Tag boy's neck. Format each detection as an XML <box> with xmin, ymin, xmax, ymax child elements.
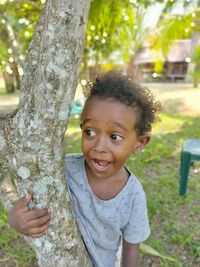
<box><xmin>85</xmin><ymin>164</ymin><xmax>129</xmax><ymax>201</ymax></box>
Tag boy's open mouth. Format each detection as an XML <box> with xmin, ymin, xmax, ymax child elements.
<box><xmin>93</xmin><ymin>159</ymin><xmax>111</xmax><ymax>171</ymax></box>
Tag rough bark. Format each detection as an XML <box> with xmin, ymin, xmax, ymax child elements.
<box><xmin>0</xmin><ymin>1</ymin><xmax>92</xmax><ymax>266</ymax></box>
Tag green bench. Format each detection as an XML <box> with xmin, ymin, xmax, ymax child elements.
<box><xmin>179</xmin><ymin>139</ymin><xmax>200</xmax><ymax>195</ymax></box>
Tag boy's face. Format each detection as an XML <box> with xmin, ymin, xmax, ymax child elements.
<box><xmin>81</xmin><ymin>97</ymin><xmax>149</xmax><ymax>180</ymax></box>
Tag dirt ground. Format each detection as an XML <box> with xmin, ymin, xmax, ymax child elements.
<box><xmin>0</xmin><ymin>82</ymin><xmax>199</xmax><ymax>115</ymax></box>
<box><xmin>143</xmin><ymin>82</ymin><xmax>200</xmax><ymax>116</ymax></box>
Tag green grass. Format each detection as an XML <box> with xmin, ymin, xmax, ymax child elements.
<box><xmin>0</xmin><ymin>203</ymin><xmax>37</xmax><ymax>267</ymax></box>
<box><xmin>0</xmin><ymin>82</ymin><xmax>200</xmax><ymax>266</ymax></box>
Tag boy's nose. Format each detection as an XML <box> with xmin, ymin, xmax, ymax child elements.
<box><xmin>93</xmin><ymin>136</ymin><xmax>108</xmax><ymax>153</ymax></box>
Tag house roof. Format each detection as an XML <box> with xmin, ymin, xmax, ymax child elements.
<box><xmin>134</xmin><ymin>39</ymin><xmax>191</xmax><ymax>64</ymax></box>
<box><xmin>167</xmin><ymin>39</ymin><xmax>191</xmax><ymax>62</ymax></box>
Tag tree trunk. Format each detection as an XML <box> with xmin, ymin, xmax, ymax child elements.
<box><xmin>82</xmin><ymin>42</ymin><xmax>90</xmax><ymax>81</ymax></box>
<box><xmin>0</xmin><ymin>1</ymin><xmax>92</xmax><ymax>267</ymax></box>
<box><xmin>186</xmin><ymin>31</ymin><xmax>200</xmax><ymax>86</ymax></box>
<box><xmin>12</xmin><ymin>58</ymin><xmax>21</xmax><ymax>90</ymax></box>
<box><xmin>2</xmin><ymin>71</ymin><xmax>16</xmax><ymax>93</ymax></box>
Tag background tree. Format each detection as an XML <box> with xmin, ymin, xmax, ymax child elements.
<box><xmin>191</xmin><ymin>45</ymin><xmax>200</xmax><ymax>86</ymax></box>
<box><xmin>84</xmin><ymin>0</ymin><xmax>169</xmax><ymax>80</ymax></box>
<box><xmin>0</xmin><ymin>0</ymin><xmax>92</xmax><ymax>266</ymax></box>
<box><xmin>0</xmin><ymin>0</ymin><xmax>44</xmax><ymax>93</ymax></box>
<box><xmin>85</xmin><ymin>0</ymin><xmax>142</xmax><ymax>75</ymax></box>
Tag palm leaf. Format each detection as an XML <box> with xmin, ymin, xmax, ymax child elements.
<box><xmin>140</xmin><ymin>243</ymin><xmax>176</xmax><ymax>262</ymax></box>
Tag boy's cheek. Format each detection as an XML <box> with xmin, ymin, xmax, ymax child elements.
<box><xmin>82</xmin><ymin>139</ymin><xmax>90</xmax><ymax>149</ymax></box>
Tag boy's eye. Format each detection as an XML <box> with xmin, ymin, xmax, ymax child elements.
<box><xmin>111</xmin><ymin>134</ymin><xmax>123</xmax><ymax>141</ymax></box>
<box><xmin>85</xmin><ymin>129</ymin><xmax>96</xmax><ymax>137</ymax></box>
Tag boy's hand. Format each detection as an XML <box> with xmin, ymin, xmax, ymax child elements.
<box><xmin>7</xmin><ymin>195</ymin><xmax>51</xmax><ymax>238</ymax></box>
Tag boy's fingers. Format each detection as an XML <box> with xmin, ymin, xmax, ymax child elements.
<box><xmin>14</xmin><ymin>195</ymin><xmax>32</xmax><ymax>210</ymax></box>
<box><xmin>29</xmin><ymin>220</ymin><xmax>51</xmax><ymax>237</ymax></box>
<box><xmin>28</xmin><ymin>213</ymin><xmax>51</xmax><ymax>228</ymax></box>
<box><xmin>27</xmin><ymin>208</ymin><xmax>50</xmax><ymax>221</ymax></box>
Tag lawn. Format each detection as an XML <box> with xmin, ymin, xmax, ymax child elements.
<box><xmin>0</xmin><ymin>82</ymin><xmax>200</xmax><ymax>267</ymax></box>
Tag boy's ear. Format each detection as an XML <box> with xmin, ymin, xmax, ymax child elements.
<box><xmin>133</xmin><ymin>134</ymin><xmax>150</xmax><ymax>154</ymax></box>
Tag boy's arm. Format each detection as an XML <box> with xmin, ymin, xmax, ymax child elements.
<box><xmin>122</xmin><ymin>239</ymin><xmax>140</xmax><ymax>267</ymax></box>
<box><xmin>7</xmin><ymin>195</ymin><xmax>51</xmax><ymax>238</ymax></box>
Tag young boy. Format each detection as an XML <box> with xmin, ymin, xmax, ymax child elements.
<box><xmin>8</xmin><ymin>72</ymin><xmax>160</xmax><ymax>267</ymax></box>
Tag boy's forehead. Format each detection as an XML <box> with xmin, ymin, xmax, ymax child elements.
<box><xmin>84</xmin><ymin>96</ymin><xmax>123</xmax><ymax>108</ymax></box>
<box><xmin>81</xmin><ymin>96</ymin><xmax>139</xmax><ymax>125</ymax></box>
<box><xmin>83</xmin><ymin>96</ymin><xmax>138</xmax><ymax>112</ymax></box>
<box><xmin>83</xmin><ymin>96</ymin><xmax>121</xmax><ymax>113</ymax></box>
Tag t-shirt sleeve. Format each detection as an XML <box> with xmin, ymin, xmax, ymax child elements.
<box><xmin>121</xmin><ymin>189</ymin><xmax>150</xmax><ymax>244</ymax></box>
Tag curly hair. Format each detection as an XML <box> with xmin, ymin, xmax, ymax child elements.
<box><xmin>87</xmin><ymin>71</ymin><xmax>161</xmax><ymax>136</ymax></box>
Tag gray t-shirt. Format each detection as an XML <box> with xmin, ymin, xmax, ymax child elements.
<box><xmin>65</xmin><ymin>154</ymin><xmax>150</xmax><ymax>267</ymax></box>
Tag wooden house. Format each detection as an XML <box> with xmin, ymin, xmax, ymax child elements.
<box><xmin>134</xmin><ymin>39</ymin><xmax>191</xmax><ymax>82</ymax></box>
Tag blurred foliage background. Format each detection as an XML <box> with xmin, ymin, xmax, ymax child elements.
<box><xmin>0</xmin><ymin>0</ymin><xmax>200</xmax><ymax>93</ymax></box>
